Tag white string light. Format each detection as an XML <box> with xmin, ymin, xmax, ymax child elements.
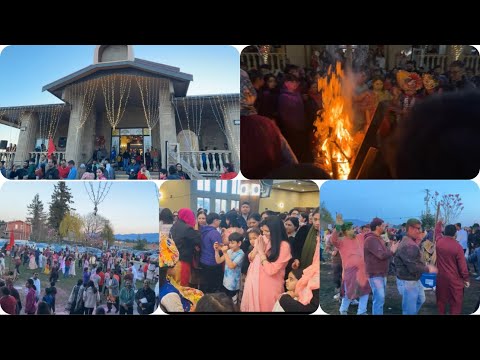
<box><xmin>101</xmin><ymin>74</ymin><xmax>132</xmax><ymax>130</ymax></box>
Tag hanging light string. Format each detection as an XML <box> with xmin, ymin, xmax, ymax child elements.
<box><xmin>47</xmin><ymin>104</ymin><xmax>65</xmax><ymax>139</ymax></box>
<box><xmin>101</xmin><ymin>74</ymin><xmax>132</xmax><ymax>130</ymax></box>
<box><xmin>173</xmin><ymin>98</ymin><xmax>193</xmax><ymax>150</ymax></box>
<box><xmin>136</xmin><ymin>76</ymin><xmax>167</xmax><ymax>133</ymax></box>
<box><xmin>38</xmin><ymin>109</ymin><xmax>48</xmax><ymax>145</ymax></box>
<box><xmin>84</xmin><ymin>182</ymin><xmax>113</xmax><ymax>215</ymax></box>
<box><xmin>209</xmin><ymin>94</ymin><xmax>240</xmax><ymax>159</ymax></box>
<box><xmin>192</xmin><ymin>96</ymin><xmax>204</xmax><ymax>138</ymax></box>
<box><xmin>67</xmin><ymin>78</ymin><xmax>98</xmax><ymax>133</ymax></box>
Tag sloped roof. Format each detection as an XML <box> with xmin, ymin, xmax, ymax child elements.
<box><xmin>42</xmin><ymin>58</ymin><xmax>193</xmax><ymax>99</ymax></box>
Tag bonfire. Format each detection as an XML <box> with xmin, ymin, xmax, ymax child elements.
<box><xmin>313</xmin><ymin>62</ymin><xmax>367</xmax><ymax>179</ymax></box>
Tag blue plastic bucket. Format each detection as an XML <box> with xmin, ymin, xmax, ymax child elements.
<box><xmin>420</xmin><ymin>273</ymin><xmax>436</xmax><ymax>288</ymax></box>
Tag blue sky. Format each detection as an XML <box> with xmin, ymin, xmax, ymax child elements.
<box><xmin>0</xmin><ymin>45</ymin><xmax>239</xmax><ymax>144</ymax></box>
<box><xmin>0</xmin><ymin>181</ymin><xmax>159</xmax><ymax>234</ymax></box>
<box><xmin>321</xmin><ymin>180</ymin><xmax>480</xmax><ymax>226</ymax></box>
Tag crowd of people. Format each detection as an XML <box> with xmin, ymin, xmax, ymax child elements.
<box><xmin>241</xmin><ymin>55</ymin><xmax>480</xmax><ymax>179</ymax></box>
<box><xmin>1</xmin><ymin>147</ymin><xmax>238</xmax><ymax>180</ymax></box>
<box><xmin>322</xmin><ymin>215</ymin><xmax>480</xmax><ymax>315</ymax></box>
<box><xmin>0</xmin><ymin>243</ymin><xmax>159</xmax><ymax>315</ymax></box>
<box><xmin>157</xmin><ymin>204</ymin><xmax>320</xmax><ymax>312</ymax></box>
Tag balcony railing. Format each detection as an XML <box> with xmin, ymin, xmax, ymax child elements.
<box><xmin>419</xmin><ymin>54</ymin><xmax>449</xmax><ymax>72</ymax></box>
<box><xmin>463</xmin><ymin>55</ymin><xmax>480</xmax><ymax>74</ymax></box>
<box><xmin>0</xmin><ymin>151</ymin><xmax>15</xmax><ymax>168</ymax></box>
<box><xmin>29</xmin><ymin>151</ymin><xmax>66</xmax><ymax>164</ymax></box>
<box><xmin>400</xmin><ymin>54</ymin><xmax>480</xmax><ymax>74</ymax></box>
<box><xmin>241</xmin><ymin>53</ymin><xmax>287</xmax><ymax>73</ymax></box>
<box><xmin>180</xmin><ymin>150</ymin><xmax>233</xmax><ymax>177</ymax></box>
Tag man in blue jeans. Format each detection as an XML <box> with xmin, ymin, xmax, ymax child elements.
<box><xmin>394</xmin><ymin>218</ymin><xmax>437</xmax><ymax>315</ymax></box>
<box><xmin>364</xmin><ymin>218</ymin><xmax>399</xmax><ymax>315</ymax></box>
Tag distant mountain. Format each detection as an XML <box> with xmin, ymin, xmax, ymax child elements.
<box><xmin>344</xmin><ymin>219</ymin><xmax>369</xmax><ymax>227</ymax></box>
<box><xmin>115</xmin><ymin>233</ymin><xmax>159</xmax><ymax>243</ymax></box>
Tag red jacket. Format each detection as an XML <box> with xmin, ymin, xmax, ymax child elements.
<box><xmin>57</xmin><ymin>166</ymin><xmax>70</xmax><ymax>179</ymax></box>
<box><xmin>137</xmin><ymin>172</ymin><xmax>148</xmax><ymax>180</ymax></box>
<box><xmin>220</xmin><ymin>172</ymin><xmax>237</xmax><ymax>180</ymax></box>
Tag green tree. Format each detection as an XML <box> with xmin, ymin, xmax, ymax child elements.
<box><xmin>101</xmin><ymin>222</ymin><xmax>115</xmax><ymax>250</ymax></box>
<box><xmin>27</xmin><ymin>193</ymin><xmax>48</xmax><ymax>242</ymax></box>
<box><xmin>48</xmin><ymin>182</ymin><xmax>75</xmax><ymax>231</ymax></box>
<box><xmin>420</xmin><ymin>212</ymin><xmax>435</xmax><ymax>229</ymax></box>
<box><xmin>59</xmin><ymin>212</ymin><xmax>84</xmax><ymax>244</ymax></box>
<box><xmin>134</xmin><ymin>238</ymin><xmax>148</xmax><ymax>250</ymax></box>
<box><xmin>320</xmin><ymin>201</ymin><xmax>334</xmax><ymax>228</ymax></box>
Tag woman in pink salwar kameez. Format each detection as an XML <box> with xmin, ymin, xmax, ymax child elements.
<box><xmin>241</xmin><ymin>216</ymin><xmax>292</xmax><ymax>312</ymax></box>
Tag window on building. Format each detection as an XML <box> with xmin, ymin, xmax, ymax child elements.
<box><xmin>15</xmin><ymin>224</ymin><xmax>18</xmax><ymax>230</ymax></box>
<box><xmin>197</xmin><ymin>197</ymin><xmax>211</xmax><ymax>213</ymax></box>
<box><xmin>197</xmin><ymin>180</ymin><xmax>211</xmax><ymax>191</ymax></box>
<box><xmin>231</xmin><ymin>200</ymin><xmax>239</xmax><ymax>211</ymax></box>
<box><xmin>215</xmin><ymin>199</ymin><xmax>228</xmax><ymax>213</ymax></box>
<box><xmin>231</xmin><ymin>180</ymin><xmax>240</xmax><ymax>195</ymax></box>
<box><xmin>215</xmin><ymin>180</ymin><xmax>228</xmax><ymax>193</ymax></box>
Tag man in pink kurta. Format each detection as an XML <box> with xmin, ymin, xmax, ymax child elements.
<box><xmin>435</xmin><ymin>221</ymin><xmax>469</xmax><ymax>314</ymax></box>
<box><xmin>331</xmin><ymin>226</ymin><xmax>371</xmax><ymax>315</ymax></box>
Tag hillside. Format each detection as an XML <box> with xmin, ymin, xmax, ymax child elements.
<box><xmin>114</xmin><ymin>233</ymin><xmax>159</xmax><ymax>243</ymax></box>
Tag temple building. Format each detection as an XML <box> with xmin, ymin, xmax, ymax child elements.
<box><xmin>0</xmin><ymin>45</ymin><xmax>239</xmax><ymax>179</ymax></box>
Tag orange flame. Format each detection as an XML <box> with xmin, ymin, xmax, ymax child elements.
<box><xmin>314</xmin><ymin>62</ymin><xmax>358</xmax><ymax>179</ymax></box>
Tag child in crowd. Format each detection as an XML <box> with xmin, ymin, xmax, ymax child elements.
<box><xmin>272</xmin><ymin>268</ymin><xmax>303</xmax><ymax>312</ymax></box>
<box><xmin>214</xmin><ymin>232</ymin><xmax>245</xmax><ymax>305</ymax></box>
<box><xmin>238</xmin><ymin>227</ymin><xmax>260</xmax><ymax>306</ymax></box>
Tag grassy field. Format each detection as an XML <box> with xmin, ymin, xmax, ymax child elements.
<box><xmin>320</xmin><ymin>262</ymin><xmax>480</xmax><ymax>315</ymax></box>
<box><xmin>4</xmin><ymin>259</ymin><xmax>147</xmax><ymax>315</ymax></box>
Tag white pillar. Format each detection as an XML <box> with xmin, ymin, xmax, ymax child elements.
<box><xmin>15</xmin><ymin>111</ymin><xmax>38</xmax><ymax>165</ymax></box>
<box><xmin>64</xmin><ymin>93</ymin><xmax>84</xmax><ymax>164</ymax></box>
<box><xmin>159</xmin><ymin>83</ymin><xmax>177</xmax><ymax>168</ymax></box>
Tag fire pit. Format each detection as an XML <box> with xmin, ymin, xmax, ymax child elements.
<box><xmin>313</xmin><ymin>62</ymin><xmax>388</xmax><ymax>179</ymax></box>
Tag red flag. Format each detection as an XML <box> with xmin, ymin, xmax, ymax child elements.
<box><xmin>6</xmin><ymin>231</ymin><xmax>14</xmax><ymax>251</ymax></box>
<box><xmin>47</xmin><ymin>137</ymin><xmax>55</xmax><ymax>159</ymax></box>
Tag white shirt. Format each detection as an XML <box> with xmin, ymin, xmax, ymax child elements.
<box><xmin>31</xmin><ymin>277</ymin><xmax>41</xmax><ymax>299</ymax></box>
<box><xmin>456</xmin><ymin>229</ymin><xmax>468</xmax><ymax>250</ymax></box>
<box><xmin>131</xmin><ymin>265</ymin><xmax>138</xmax><ymax>282</ymax></box>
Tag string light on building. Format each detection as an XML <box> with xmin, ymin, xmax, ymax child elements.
<box><xmin>258</xmin><ymin>45</ymin><xmax>271</xmax><ymax>64</ymax></box>
<box><xmin>452</xmin><ymin>45</ymin><xmax>463</xmax><ymax>61</ymax></box>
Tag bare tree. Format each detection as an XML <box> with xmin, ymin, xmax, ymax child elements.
<box><xmin>83</xmin><ymin>212</ymin><xmax>109</xmax><ymax>247</ymax></box>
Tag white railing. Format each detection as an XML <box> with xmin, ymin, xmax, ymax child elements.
<box><xmin>241</xmin><ymin>53</ymin><xmax>287</xmax><ymax>73</ymax></box>
<box><xmin>0</xmin><ymin>151</ymin><xmax>15</xmax><ymax>168</ymax></box>
<box><xmin>418</xmin><ymin>54</ymin><xmax>449</xmax><ymax>72</ymax></box>
<box><xmin>399</xmin><ymin>54</ymin><xmax>479</xmax><ymax>74</ymax></box>
<box><xmin>29</xmin><ymin>151</ymin><xmax>66</xmax><ymax>164</ymax></box>
<box><xmin>463</xmin><ymin>55</ymin><xmax>480</xmax><ymax>74</ymax></box>
<box><xmin>180</xmin><ymin>150</ymin><xmax>232</xmax><ymax>177</ymax></box>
